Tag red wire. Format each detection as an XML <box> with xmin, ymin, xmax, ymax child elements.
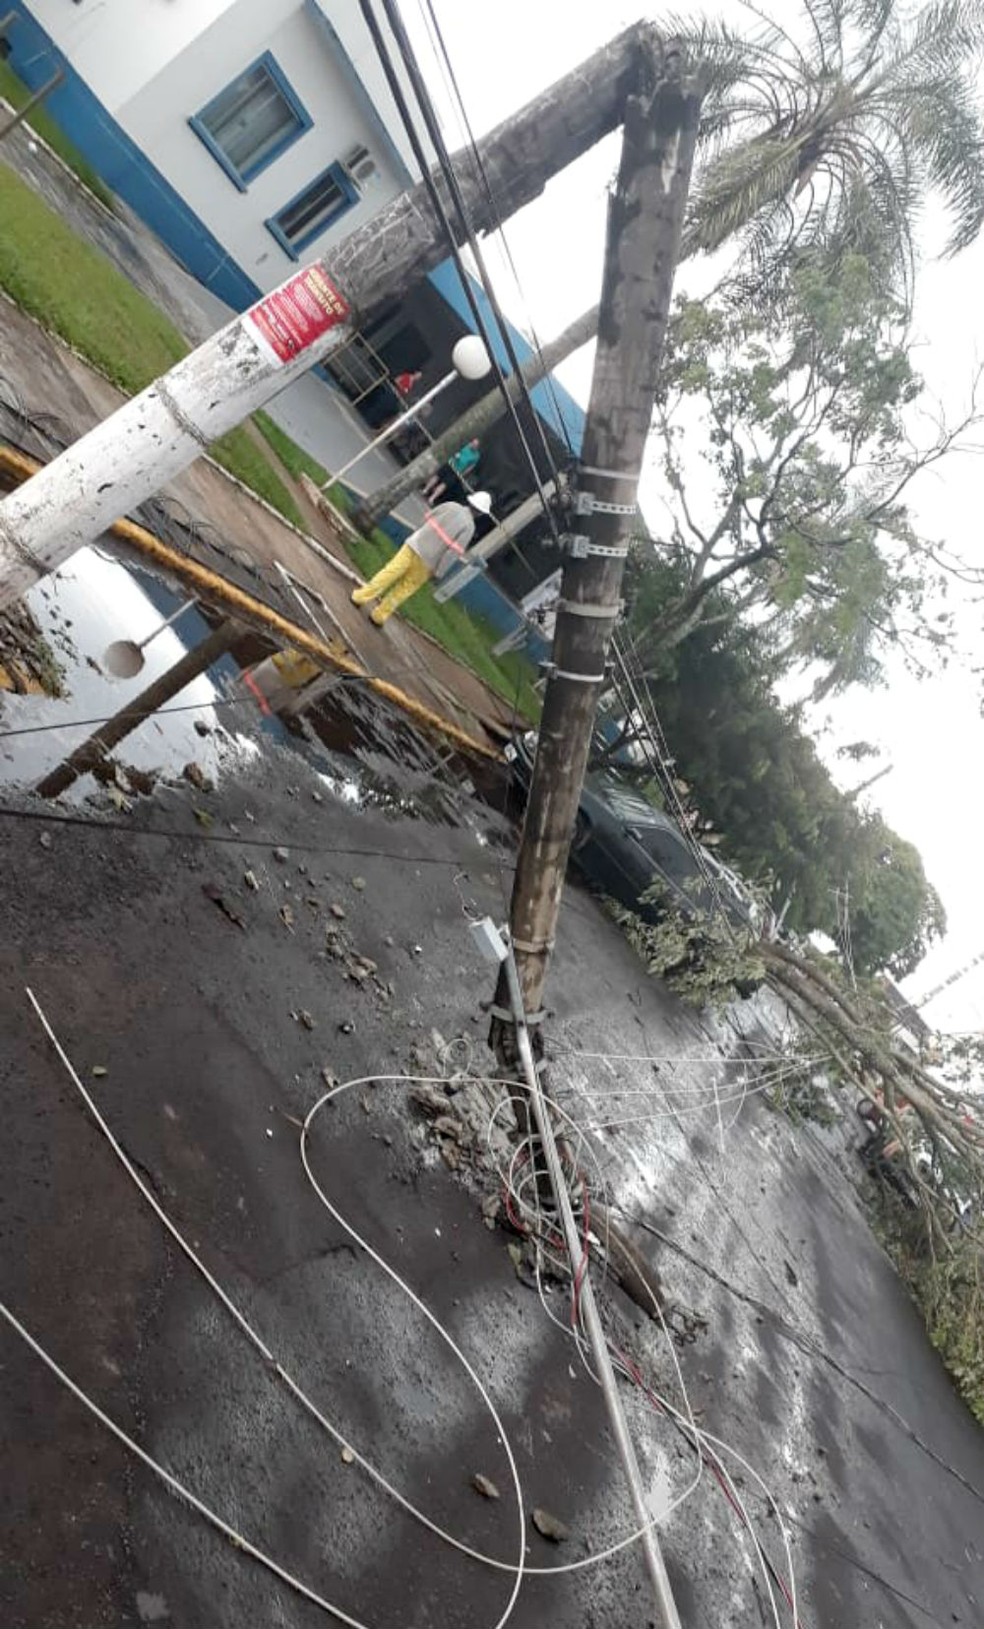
<box><xmin>614</xmin><ymin>1345</ymin><xmax>804</xmax><ymax>1627</ymax></box>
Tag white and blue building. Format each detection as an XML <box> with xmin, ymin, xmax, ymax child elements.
<box><xmin>1</xmin><ymin>0</ymin><xmax>583</xmax><ymax>622</ymax></box>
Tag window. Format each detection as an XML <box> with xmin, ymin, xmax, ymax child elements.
<box><xmin>189</xmin><ymin>53</ymin><xmax>312</xmax><ymax>190</ymax></box>
<box><xmin>265</xmin><ymin>163</ymin><xmax>359</xmax><ymax>258</ymax></box>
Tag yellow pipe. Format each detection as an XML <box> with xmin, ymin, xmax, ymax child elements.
<box><xmin>0</xmin><ymin>444</ymin><xmax>502</xmax><ymax>762</ymax></box>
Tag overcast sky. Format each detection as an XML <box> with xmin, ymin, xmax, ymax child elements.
<box><xmin>408</xmin><ymin>1</ymin><xmax>984</xmax><ymax>1031</ymax></box>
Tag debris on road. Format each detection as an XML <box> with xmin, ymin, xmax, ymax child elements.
<box><xmin>472</xmin><ymin>1474</ymin><xmax>500</xmax><ymax>1500</ymax></box>
<box><xmin>201</xmin><ymin>882</ymin><xmax>246</xmax><ymax>930</ymax></box>
<box><xmin>330</xmin><ymin>902</ymin><xmax>347</xmax><ymax>920</ymax></box>
<box><xmin>243</xmin><ymin>870</ymin><xmax>260</xmax><ymax>892</ymax></box>
<box><xmin>182</xmin><ymin>761</ymin><xmax>213</xmax><ymax>792</ymax></box>
<box><xmin>293</xmin><ymin>1009</ymin><xmax>315</xmax><ymax>1030</ymax></box>
<box><xmin>532</xmin><ymin>1507</ymin><xmax>569</xmax><ymax>1543</ymax></box>
<box><xmin>273</xmin><ymin>847</ymin><xmax>289</xmax><ymax>863</ymax></box>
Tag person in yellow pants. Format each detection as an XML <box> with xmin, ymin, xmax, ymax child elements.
<box><xmin>351</xmin><ymin>492</ymin><xmax>493</xmax><ymax>625</ymax></box>
<box><xmin>350</xmin><ymin>543</ymin><xmax>431</xmax><ymax>624</ymax></box>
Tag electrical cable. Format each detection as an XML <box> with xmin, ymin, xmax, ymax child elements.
<box><xmin>0</xmin><ymin>801</ymin><xmax>519</xmax><ymax>868</ymax></box>
<box><xmin>413</xmin><ymin>0</ymin><xmax>579</xmax><ymax>463</ymax></box>
<box><xmin>14</xmin><ymin>994</ymin><xmax>704</xmax><ymax>1588</ymax></box>
<box><xmin>380</xmin><ymin>0</ymin><xmax>570</xmax><ymax>493</ymax></box>
<box><xmin>13</xmin><ymin>986</ymin><xmax>810</xmax><ymax>1620</ymax></box>
<box><xmin>0</xmin><ymin>691</ymin><xmax>284</xmax><ymax>741</ymax></box>
<box><xmin>361</xmin><ymin>0</ymin><xmax>566</xmax><ymax>547</ymax></box>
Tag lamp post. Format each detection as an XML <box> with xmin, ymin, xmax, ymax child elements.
<box><xmin>321</xmin><ymin>334</ymin><xmax>491</xmax><ymax>490</ymax></box>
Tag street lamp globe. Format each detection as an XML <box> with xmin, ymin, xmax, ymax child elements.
<box><xmin>451</xmin><ymin>335</ymin><xmax>492</xmax><ymax>381</ymax></box>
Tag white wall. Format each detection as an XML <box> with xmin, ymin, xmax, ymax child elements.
<box><xmin>315</xmin><ymin>0</ymin><xmax>422</xmax><ymax>181</ymax></box>
<box><xmin>24</xmin><ymin>0</ymin><xmax>238</xmax><ymax>112</ymax></box>
<box><xmin>114</xmin><ymin>0</ymin><xmax>406</xmax><ymax>291</ymax></box>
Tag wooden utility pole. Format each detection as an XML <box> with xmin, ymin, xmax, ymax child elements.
<box><xmin>350</xmin><ymin>305</ymin><xmax>598</xmax><ymax>531</ymax></box>
<box><xmin>498</xmin><ymin>61</ymin><xmax>703</xmax><ymax>1022</ymax></box>
<box><xmin>0</xmin><ymin>24</ymin><xmax>654</xmax><ymax>609</ymax></box>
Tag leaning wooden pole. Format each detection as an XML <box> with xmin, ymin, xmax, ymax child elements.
<box><xmin>499</xmin><ymin>55</ymin><xmax>703</xmax><ymax>1020</ymax></box>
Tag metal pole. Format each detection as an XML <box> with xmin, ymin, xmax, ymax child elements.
<box><xmin>501</xmin><ymin>944</ymin><xmax>683</xmax><ymax>1629</ymax></box>
<box><xmin>323</xmin><ymin>369</ymin><xmax>456</xmax><ymax>488</ymax></box>
<box><xmin>0</xmin><ymin>69</ymin><xmax>63</xmax><ymax>141</ymax></box>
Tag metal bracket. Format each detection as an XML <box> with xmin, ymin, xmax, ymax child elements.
<box><xmin>561</xmin><ymin>533</ymin><xmax>630</xmax><ymax>561</ymax></box>
<box><xmin>487</xmin><ymin>1001</ymin><xmax>547</xmax><ymax>1026</ymax></box>
<box><xmin>578</xmin><ymin>464</ymin><xmax>635</xmax><ymax>482</ymax></box>
<box><xmin>557</xmin><ymin>598</ymin><xmax>623</xmax><ymax>620</ymax></box>
<box><xmin>540</xmin><ymin>662</ymin><xmax>606</xmax><ymax>684</ymax></box>
<box><xmin>573</xmin><ymin>490</ymin><xmax>638</xmax><ymax>518</ymax></box>
<box><xmin>512</xmin><ymin>935</ymin><xmax>556</xmax><ymax>955</ymax></box>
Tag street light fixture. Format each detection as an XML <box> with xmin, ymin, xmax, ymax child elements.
<box><xmin>322</xmin><ymin>335</ymin><xmax>492</xmax><ymax>490</ymax></box>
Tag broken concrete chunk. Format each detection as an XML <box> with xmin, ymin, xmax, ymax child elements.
<box><xmin>472</xmin><ymin>1474</ymin><xmax>500</xmax><ymax>1500</ymax></box>
<box><xmin>182</xmin><ymin>761</ymin><xmax>212</xmax><ymax>793</ymax></box>
<box><xmin>243</xmin><ymin>869</ymin><xmax>260</xmax><ymax>892</ymax></box>
<box><xmin>292</xmin><ymin>1009</ymin><xmax>315</xmax><ymax>1030</ymax></box>
<box><xmin>531</xmin><ymin>1507</ymin><xmax>569</xmax><ymax>1543</ymax></box>
<box><xmin>329</xmin><ymin>902</ymin><xmax>347</xmax><ymax>920</ymax></box>
<box><xmin>340</xmin><ymin>1447</ymin><xmax>355</xmax><ymax>1465</ymax></box>
<box><xmin>273</xmin><ymin>847</ymin><xmax>289</xmax><ymax>863</ymax></box>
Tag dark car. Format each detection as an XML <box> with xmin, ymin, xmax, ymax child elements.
<box><xmin>506</xmin><ymin>731</ymin><xmax>756</xmax><ymax>935</ymax></box>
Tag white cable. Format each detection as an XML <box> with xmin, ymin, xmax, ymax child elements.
<box><xmin>18</xmin><ymin>994</ymin><xmax>800</xmax><ymax>1618</ymax></box>
<box><xmin>0</xmin><ymin>1301</ymin><xmax>373</xmax><ymax>1629</ymax></box>
<box><xmin>17</xmin><ymin>992</ymin><xmax>701</xmax><ymax>1588</ymax></box>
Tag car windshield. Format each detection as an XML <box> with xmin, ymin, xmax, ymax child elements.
<box><xmin>594</xmin><ymin>778</ymin><xmax>669</xmax><ymax>828</ymax></box>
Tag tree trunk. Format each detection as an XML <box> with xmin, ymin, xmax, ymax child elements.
<box><xmin>496</xmin><ymin>69</ymin><xmax>703</xmax><ymax>1020</ymax></box>
<box><xmin>0</xmin><ymin>23</ymin><xmax>655</xmax><ymax>608</ymax></box>
<box><xmin>351</xmin><ymin>306</ymin><xmax>598</xmax><ymax>530</ymax></box>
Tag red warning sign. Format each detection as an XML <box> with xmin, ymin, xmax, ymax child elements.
<box><xmin>244</xmin><ymin>265</ymin><xmax>350</xmax><ymax>365</ymax></box>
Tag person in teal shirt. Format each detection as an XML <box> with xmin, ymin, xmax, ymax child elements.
<box><xmin>422</xmin><ymin>438</ymin><xmax>481</xmax><ymax>503</ymax></box>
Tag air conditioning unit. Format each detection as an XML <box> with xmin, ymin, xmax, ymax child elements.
<box><xmin>343</xmin><ymin>144</ymin><xmax>378</xmax><ymax>188</ymax></box>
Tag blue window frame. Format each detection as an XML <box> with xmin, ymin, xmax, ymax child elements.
<box><xmin>189</xmin><ymin>52</ymin><xmax>312</xmax><ymax>190</ymax></box>
<box><xmin>265</xmin><ymin>162</ymin><xmax>359</xmax><ymax>259</ymax></box>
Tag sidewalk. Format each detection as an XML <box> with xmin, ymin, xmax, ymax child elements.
<box><xmin>0</xmin><ymin>108</ymin><xmax>428</xmax><ymax>521</ymax></box>
<box><xmin>0</xmin><ymin>299</ymin><xmax>521</xmax><ymax>751</ymax></box>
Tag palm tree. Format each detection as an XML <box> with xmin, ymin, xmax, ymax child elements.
<box><xmin>678</xmin><ymin>0</ymin><xmax>984</xmax><ymax>303</ymax></box>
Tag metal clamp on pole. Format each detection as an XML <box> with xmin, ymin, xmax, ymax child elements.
<box><xmin>561</xmin><ymin>534</ymin><xmax>630</xmax><ymax>561</ymax></box>
<box><xmin>557</xmin><ymin>598</ymin><xmax>623</xmax><ymax>620</ymax></box>
<box><xmin>540</xmin><ymin>662</ymin><xmax>607</xmax><ymax>684</ymax></box>
<box><xmin>578</xmin><ymin>464</ymin><xmax>636</xmax><ymax>482</ymax></box>
<box><xmin>573</xmin><ymin>491</ymin><xmax>638</xmax><ymax>518</ymax></box>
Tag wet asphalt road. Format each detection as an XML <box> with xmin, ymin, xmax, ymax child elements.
<box><xmin>2</xmin><ymin>727</ymin><xmax>984</xmax><ymax>1629</ymax></box>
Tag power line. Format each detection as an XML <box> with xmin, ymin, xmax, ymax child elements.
<box><xmin>380</xmin><ymin>0</ymin><xmax>569</xmax><ymax>486</ymax></box>
<box><xmin>361</xmin><ymin>0</ymin><xmax>565</xmax><ymax>544</ymax></box>
<box><xmin>413</xmin><ymin>0</ymin><xmax>580</xmax><ymax>461</ymax></box>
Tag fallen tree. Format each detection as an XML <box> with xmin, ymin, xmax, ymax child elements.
<box><xmin>618</xmin><ymin>894</ymin><xmax>984</xmax><ymax>1421</ymax></box>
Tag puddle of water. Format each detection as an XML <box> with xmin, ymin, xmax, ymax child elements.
<box><xmin>0</xmin><ymin>546</ymin><xmax>260</xmax><ymax>798</ymax></box>
<box><xmin>0</xmin><ymin>542</ymin><xmax>508</xmax><ymax>850</ymax></box>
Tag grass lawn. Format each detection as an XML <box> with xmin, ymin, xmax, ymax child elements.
<box><xmin>0</xmin><ymin>62</ymin><xmax>115</xmax><ymax>210</ymax></box>
<box><xmin>343</xmin><ymin>530</ymin><xmax>541</xmax><ymax>720</ymax></box>
<box><xmin>0</xmin><ymin>159</ymin><xmax>540</xmax><ymax>716</ymax></box>
<box><xmin>0</xmin><ymin>162</ymin><xmax>305</xmax><ymax>529</ymax></box>
<box><xmin>254</xmin><ymin>410</ymin><xmax>541</xmax><ymax>718</ymax></box>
